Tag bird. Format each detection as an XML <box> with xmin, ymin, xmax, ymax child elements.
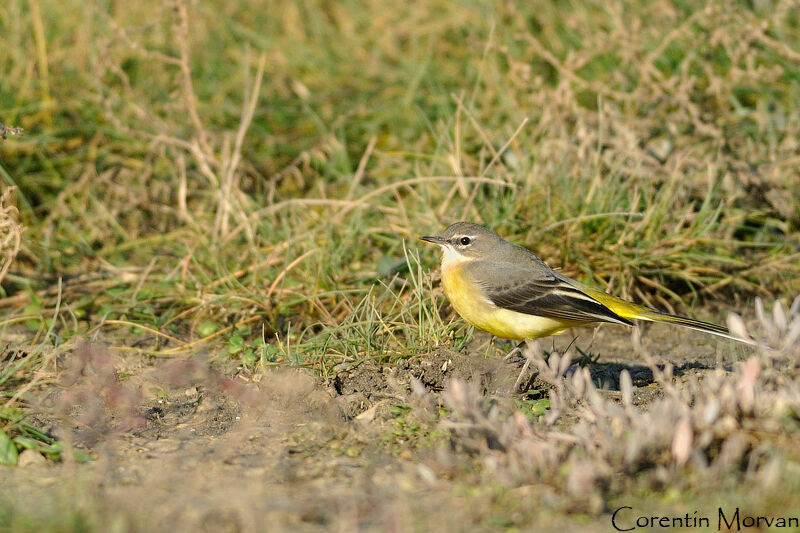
<box><xmin>420</xmin><ymin>221</ymin><xmax>750</xmax><ymax>344</ymax></box>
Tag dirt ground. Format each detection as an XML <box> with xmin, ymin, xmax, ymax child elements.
<box><xmin>1</xmin><ymin>322</ymin><xmax>747</xmax><ymax>532</ymax></box>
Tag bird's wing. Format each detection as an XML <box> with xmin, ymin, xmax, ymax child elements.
<box><xmin>468</xmin><ymin>262</ymin><xmax>633</xmax><ymax>326</ymax></box>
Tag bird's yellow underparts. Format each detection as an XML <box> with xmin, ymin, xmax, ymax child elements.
<box><xmin>420</xmin><ymin>222</ymin><xmax>750</xmax><ymax>344</ymax></box>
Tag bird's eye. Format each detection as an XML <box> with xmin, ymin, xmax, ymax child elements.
<box><xmin>459</xmin><ymin>237</ymin><xmax>471</xmax><ymax>246</ymax></box>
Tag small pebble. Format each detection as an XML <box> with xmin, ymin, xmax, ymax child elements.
<box><xmin>18</xmin><ymin>449</ymin><xmax>47</xmax><ymax>468</ymax></box>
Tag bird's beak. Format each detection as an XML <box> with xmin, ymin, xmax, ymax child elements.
<box><xmin>419</xmin><ymin>235</ymin><xmax>445</xmax><ymax>245</ymax></box>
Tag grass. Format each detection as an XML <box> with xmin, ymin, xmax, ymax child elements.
<box><xmin>2</xmin><ymin>0</ymin><xmax>797</xmax><ymax>358</ymax></box>
<box><xmin>1</xmin><ymin>0</ymin><xmax>800</xmax><ymax>530</ymax></box>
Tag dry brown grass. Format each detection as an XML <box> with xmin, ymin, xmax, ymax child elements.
<box><xmin>0</xmin><ymin>187</ymin><xmax>22</xmax><ymax>288</ymax></box>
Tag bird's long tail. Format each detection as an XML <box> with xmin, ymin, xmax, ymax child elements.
<box><xmin>584</xmin><ymin>287</ymin><xmax>755</xmax><ymax>345</ymax></box>
<box><xmin>635</xmin><ymin>308</ymin><xmax>755</xmax><ymax>345</ymax></box>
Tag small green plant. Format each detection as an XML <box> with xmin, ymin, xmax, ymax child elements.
<box><xmin>0</xmin><ymin>408</ymin><xmax>91</xmax><ymax>465</ymax></box>
<box><xmin>516</xmin><ymin>397</ymin><xmax>551</xmax><ymax>420</ymax></box>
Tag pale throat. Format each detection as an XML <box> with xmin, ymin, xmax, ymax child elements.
<box><xmin>439</xmin><ymin>245</ymin><xmax>473</xmax><ymax>271</ymax></box>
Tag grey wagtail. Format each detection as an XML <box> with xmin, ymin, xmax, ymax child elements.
<box><xmin>420</xmin><ymin>221</ymin><xmax>749</xmax><ymax>343</ymax></box>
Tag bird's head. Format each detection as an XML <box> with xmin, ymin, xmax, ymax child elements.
<box><xmin>419</xmin><ymin>221</ymin><xmax>503</xmax><ymax>264</ymax></box>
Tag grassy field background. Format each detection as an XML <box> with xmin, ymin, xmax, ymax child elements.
<box><xmin>2</xmin><ymin>0</ymin><xmax>800</xmax><ymax>530</ymax></box>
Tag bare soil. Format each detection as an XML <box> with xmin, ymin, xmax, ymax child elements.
<box><xmin>1</xmin><ymin>322</ymin><xmax>744</xmax><ymax>532</ymax></box>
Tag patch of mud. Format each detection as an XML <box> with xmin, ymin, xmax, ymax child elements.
<box><xmin>137</xmin><ymin>388</ymin><xmax>240</xmax><ymax>440</ymax></box>
<box><xmin>329</xmin><ymin>347</ymin><xmax>532</xmax><ymax>419</ymax></box>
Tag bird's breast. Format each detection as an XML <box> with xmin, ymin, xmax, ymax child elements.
<box><xmin>441</xmin><ymin>262</ymin><xmax>489</xmax><ymax>320</ymax></box>
<box><xmin>440</xmin><ymin>261</ymin><xmax>579</xmax><ymax>340</ymax></box>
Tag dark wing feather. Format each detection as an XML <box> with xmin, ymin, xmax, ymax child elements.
<box><xmin>472</xmin><ymin>263</ymin><xmax>633</xmax><ymax>326</ymax></box>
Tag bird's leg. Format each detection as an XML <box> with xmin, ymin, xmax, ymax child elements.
<box><xmin>512</xmin><ymin>352</ymin><xmax>533</xmax><ymax>393</ymax></box>
<box><xmin>512</xmin><ymin>339</ymin><xmax>547</xmax><ymax>393</ymax></box>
